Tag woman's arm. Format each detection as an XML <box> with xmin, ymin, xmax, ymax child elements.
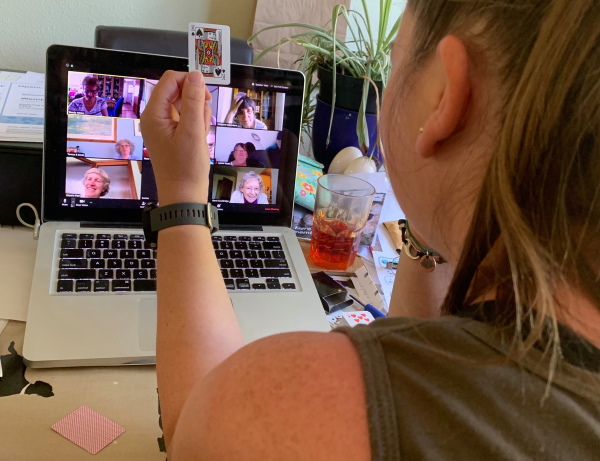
<box><xmin>229</xmin><ymin>190</ymin><xmax>242</xmax><ymax>203</ymax></box>
<box><xmin>140</xmin><ymin>70</ymin><xmax>244</xmax><ymax>448</ymax></box>
<box><xmin>141</xmin><ymin>71</ymin><xmax>371</xmax><ymax>460</ymax></box>
<box><xmin>223</xmin><ymin>97</ymin><xmax>242</xmax><ymax>124</ymax></box>
<box><xmin>170</xmin><ymin>332</ymin><xmax>370</xmax><ymax>460</ymax></box>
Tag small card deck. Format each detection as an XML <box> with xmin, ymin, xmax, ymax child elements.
<box><xmin>328</xmin><ymin>310</ymin><xmax>375</xmax><ymax>329</ymax></box>
<box><xmin>52</xmin><ymin>406</ymin><xmax>125</xmax><ymax>454</ymax></box>
<box><xmin>188</xmin><ymin>22</ymin><xmax>231</xmax><ymax>85</ymax></box>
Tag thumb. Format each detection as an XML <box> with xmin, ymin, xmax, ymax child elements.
<box><xmin>177</xmin><ymin>70</ymin><xmax>207</xmax><ymax>138</ymax></box>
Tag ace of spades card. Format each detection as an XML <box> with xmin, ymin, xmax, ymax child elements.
<box><xmin>189</xmin><ymin>22</ymin><xmax>231</xmax><ymax>85</ymax></box>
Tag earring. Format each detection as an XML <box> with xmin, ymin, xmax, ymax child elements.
<box><xmin>419</xmin><ymin>127</ymin><xmax>424</xmax><ymax>134</ymax></box>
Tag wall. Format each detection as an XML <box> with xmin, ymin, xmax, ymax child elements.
<box><xmin>251</xmin><ymin>0</ymin><xmax>405</xmax><ymax>69</ymax></box>
<box><xmin>350</xmin><ymin>0</ymin><xmax>407</xmax><ymax>38</ymax></box>
<box><xmin>0</xmin><ymin>0</ymin><xmax>257</xmax><ymax>73</ymax></box>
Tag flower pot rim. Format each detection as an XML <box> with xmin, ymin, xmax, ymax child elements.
<box><xmin>317</xmin><ymin>64</ymin><xmax>384</xmax><ymax>85</ymax></box>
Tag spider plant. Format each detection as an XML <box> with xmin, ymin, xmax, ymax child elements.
<box><xmin>248</xmin><ymin>0</ymin><xmax>400</xmax><ymax>156</ymax></box>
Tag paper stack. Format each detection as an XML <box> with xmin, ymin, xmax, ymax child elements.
<box><xmin>0</xmin><ymin>71</ymin><xmax>45</xmax><ymax>143</ymax></box>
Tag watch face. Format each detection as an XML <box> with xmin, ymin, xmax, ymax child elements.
<box><xmin>208</xmin><ymin>204</ymin><xmax>220</xmax><ymax>233</ymax></box>
<box><xmin>142</xmin><ymin>202</ymin><xmax>158</xmax><ymax>245</ymax></box>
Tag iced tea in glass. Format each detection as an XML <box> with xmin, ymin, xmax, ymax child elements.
<box><xmin>309</xmin><ymin>175</ymin><xmax>375</xmax><ymax>271</ymax></box>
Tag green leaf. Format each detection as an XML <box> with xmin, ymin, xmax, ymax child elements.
<box><xmin>248</xmin><ymin>3</ymin><xmax>402</xmax><ymax>157</ymax></box>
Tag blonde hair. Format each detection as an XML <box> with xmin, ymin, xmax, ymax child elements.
<box><xmin>404</xmin><ymin>0</ymin><xmax>600</xmax><ymax>368</ymax></box>
<box><xmin>82</xmin><ymin>168</ymin><xmax>110</xmax><ymax>197</ymax></box>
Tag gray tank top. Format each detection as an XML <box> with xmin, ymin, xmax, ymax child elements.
<box><xmin>336</xmin><ymin>307</ymin><xmax>600</xmax><ymax>460</ymax></box>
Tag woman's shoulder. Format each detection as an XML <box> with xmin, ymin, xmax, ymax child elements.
<box><xmin>172</xmin><ymin>331</ymin><xmax>370</xmax><ymax>460</ymax></box>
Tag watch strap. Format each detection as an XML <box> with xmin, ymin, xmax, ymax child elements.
<box><xmin>150</xmin><ymin>202</ymin><xmax>218</xmax><ymax>233</ymax></box>
<box><xmin>143</xmin><ymin>202</ymin><xmax>219</xmax><ymax>249</ymax></box>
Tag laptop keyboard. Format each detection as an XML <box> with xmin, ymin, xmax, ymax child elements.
<box><xmin>55</xmin><ymin>232</ymin><xmax>297</xmax><ymax>294</ymax></box>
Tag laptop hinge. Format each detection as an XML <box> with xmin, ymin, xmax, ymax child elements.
<box><xmin>219</xmin><ymin>225</ymin><xmax>264</xmax><ymax>231</ymax></box>
<box><xmin>80</xmin><ymin>222</ymin><xmax>141</xmax><ymax>229</ymax></box>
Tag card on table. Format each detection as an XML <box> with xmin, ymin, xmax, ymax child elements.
<box><xmin>328</xmin><ymin>310</ymin><xmax>375</xmax><ymax>329</ymax></box>
<box><xmin>51</xmin><ymin>405</ymin><xmax>125</xmax><ymax>454</ymax></box>
<box><xmin>188</xmin><ymin>22</ymin><xmax>231</xmax><ymax>85</ymax></box>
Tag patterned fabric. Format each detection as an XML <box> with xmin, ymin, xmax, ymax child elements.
<box><xmin>294</xmin><ymin>155</ymin><xmax>323</xmax><ymax>211</ymax></box>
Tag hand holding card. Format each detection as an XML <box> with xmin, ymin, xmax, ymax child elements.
<box><xmin>189</xmin><ymin>22</ymin><xmax>231</xmax><ymax>85</ymax></box>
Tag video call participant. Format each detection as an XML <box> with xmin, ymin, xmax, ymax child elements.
<box><xmin>114</xmin><ymin>139</ymin><xmax>141</xmax><ymax>160</ymax></box>
<box><xmin>224</xmin><ymin>94</ymin><xmax>267</xmax><ymax>129</ymax></box>
<box><xmin>71</xmin><ymin>75</ymin><xmax>91</xmax><ymax>100</ymax></box>
<box><xmin>226</xmin><ymin>143</ymin><xmax>263</xmax><ymax>167</ymax></box>
<box><xmin>206</xmin><ymin>126</ymin><xmax>216</xmax><ymax>163</ymax></box>
<box><xmin>67</xmin><ymin>77</ymin><xmax>108</xmax><ymax>116</ymax></box>
<box><xmin>229</xmin><ymin>171</ymin><xmax>268</xmax><ymax>204</ymax></box>
<box><xmin>82</xmin><ymin>168</ymin><xmax>110</xmax><ymax>198</ymax></box>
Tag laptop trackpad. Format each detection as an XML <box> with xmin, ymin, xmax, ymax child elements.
<box><xmin>138</xmin><ymin>298</ymin><xmax>157</xmax><ymax>351</ymax></box>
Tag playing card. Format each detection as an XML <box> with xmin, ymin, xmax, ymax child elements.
<box><xmin>339</xmin><ymin>311</ymin><xmax>375</xmax><ymax>327</ymax></box>
<box><xmin>51</xmin><ymin>405</ymin><xmax>125</xmax><ymax>454</ymax></box>
<box><xmin>189</xmin><ymin>22</ymin><xmax>231</xmax><ymax>85</ymax></box>
<box><xmin>327</xmin><ymin>311</ymin><xmax>345</xmax><ymax>329</ymax></box>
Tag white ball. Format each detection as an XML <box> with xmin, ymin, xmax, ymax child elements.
<box><xmin>328</xmin><ymin>146</ymin><xmax>363</xmax><ymax>174</ymax></box>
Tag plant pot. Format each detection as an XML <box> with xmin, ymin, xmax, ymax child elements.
<box><xmin>312</xmin><ymin>96</ymin><xmax>382</xmax><ymax>172</ymax></box>
<box><xmin>317</xmin><ymin>65</ymin><xmax>383</xmax><ymax>114</ymax></box>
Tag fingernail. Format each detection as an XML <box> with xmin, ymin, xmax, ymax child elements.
<box><xmin>188</xmin><ymin>70</ymin><xmax>204</xmax><ymax>85</ymax></box>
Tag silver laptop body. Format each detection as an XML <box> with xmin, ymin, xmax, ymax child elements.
<box><xmin>23</xmin><ymin>45</ymin><xmax>328</xmax><ymax>368</ymax></box>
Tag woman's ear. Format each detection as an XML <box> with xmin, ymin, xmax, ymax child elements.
<box><xmin>416</xmin><ymin>35</ymin><xmax>471</xmax><ymax>158</ymax></box>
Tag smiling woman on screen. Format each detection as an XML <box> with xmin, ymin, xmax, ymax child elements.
<box><xmin>229</xmin><ymin>171</ymin><xmax>268</xmax><ymax>205</ymax></box>
<box><xmin>224</xmin><ymin>93</ymin><xmax>267</xmax><ymax>129</ymax></box>
<box><xmin>81</xmin><ymin>168</ymin><xmax>110</xmax><ymax>198</ymax></box>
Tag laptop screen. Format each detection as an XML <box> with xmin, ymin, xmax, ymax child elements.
<box><xmin>44</xmin><ymin>45</ymin><xmax>304</xmax><ymax>227</ymax></box>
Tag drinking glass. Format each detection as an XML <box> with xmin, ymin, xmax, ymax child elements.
<box><xmin>309</xmin><ymin>174</ymin><xmax>375</xmax><ymax>270</ymax></box>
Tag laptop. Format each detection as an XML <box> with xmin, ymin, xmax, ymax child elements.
<box><xmin>23</xmin><ymin>44</ymin><xmax>329</xmax><ymax>368</ymax></box>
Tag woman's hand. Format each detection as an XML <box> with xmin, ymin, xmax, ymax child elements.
<box><xmin>223</xmin><ymin>97</ymin><xmax>242</xmax><ymax>124</ymax></box>
<box><xmin>140</xmin><ymin>70</ymin><xmax>212</xmax><ymax>205</ymax></box>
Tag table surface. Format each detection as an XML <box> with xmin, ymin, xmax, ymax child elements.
<box><xmin>0</xmin><ymin>226</ymin><xmax>362</xmax><ymax>460</ymax></box>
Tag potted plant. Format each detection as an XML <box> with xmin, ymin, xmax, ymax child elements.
<box><xmin>248</xmin><ymin>0</ymin><xmax>400</xmax><ymax>171</ymax></box>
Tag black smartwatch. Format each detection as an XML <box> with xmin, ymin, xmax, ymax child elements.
<box><xmin>143</xmin><ymin>202</ymin><xmax>219</xmax><ymax>248</ymax></box>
